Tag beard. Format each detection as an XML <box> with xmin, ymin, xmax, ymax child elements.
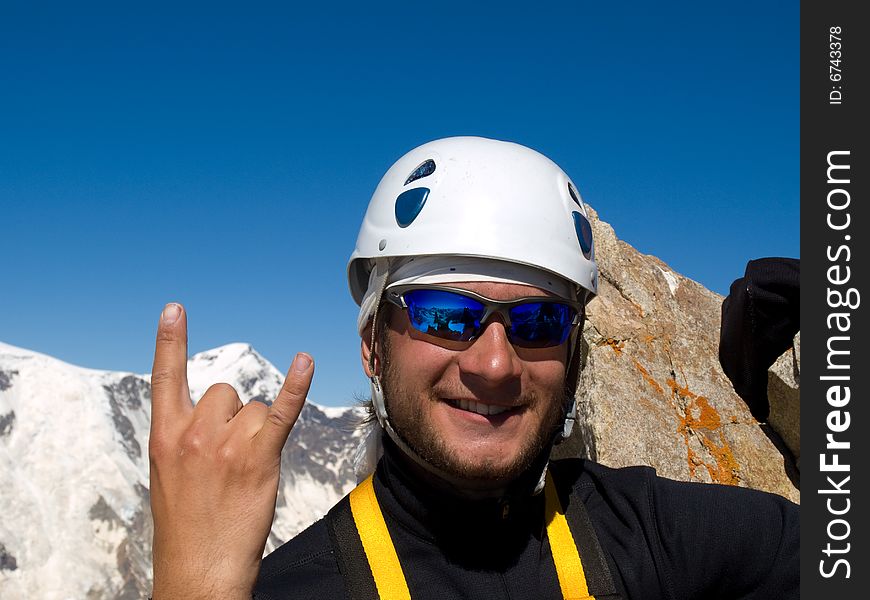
<box><xmin>379</xmin><ymin>349</ymin><xmax>568</xmax><ymax>484</ymax></box>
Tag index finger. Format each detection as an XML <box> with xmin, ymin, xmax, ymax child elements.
<box><xmin>254</xmin><ymin>352</ymin><xmax>313</xmax><ymax>457</ymax></box>
<box><xmin>150</xmin><ymin>303</ymin><xmax>192</xmax><ymax>428</ymax></box>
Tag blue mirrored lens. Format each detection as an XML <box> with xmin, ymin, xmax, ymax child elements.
<box><xmin>403</xmin><ymin>289</ymin><xmax>485</xmax><ymax>341</ymax></box>
<box><xmin>509</xmin><ymin>302</ymin><xmax>574</xmax><ymax>347</ymax></box>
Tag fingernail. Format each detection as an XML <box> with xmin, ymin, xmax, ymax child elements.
<box><xmin>293</xmin><ymin>353</ymin><xmax>312</xmax><ymax>372</ymax></box>
<box><xmin>162</xmin><ymin>303</ymin><xmax>181</xmax><ymax>324</ymax></box>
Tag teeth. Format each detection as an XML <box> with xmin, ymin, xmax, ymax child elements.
<box><xmin>454</xmin><ymin>399</ymin><xmax>511</xmax><ymax>416</ymax></box>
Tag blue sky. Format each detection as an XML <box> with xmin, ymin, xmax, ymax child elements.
<box><xmin>0</xmin><ymin>2</ymin><xmax>798</xmax><ymax>407</ymax></box>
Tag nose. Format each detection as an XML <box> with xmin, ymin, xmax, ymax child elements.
<box><xmin>457</xmin><ymin>318</ymin><xmax>523</xmax><ymax>387</ymax></box>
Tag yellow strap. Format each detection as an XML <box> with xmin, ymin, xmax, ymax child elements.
<box><xmin>544</xmin><ymin>472</ymin><xmax>596</xmax><ymax>600</ymax></box>
<box><xmin>349</xmin><ymin>475</ymin><xmax>412</xmax><ymax>600</ymax></box>
<box><xmin>349</xmin><ymin>472</ymin><xmax>592</xmax><ymax>600</ymax></box>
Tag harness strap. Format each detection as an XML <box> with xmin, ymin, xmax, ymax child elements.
<box><xmin>326</xmin><ymin>492</ymin><xmax>381</xmax><ymax>600</ymax></box>
<box><xmin>327</xmin><ymin>475</ymin><xmax>411</xmax><ymax>600</ymax></box>
<box><xmin>559</xmin><ymin>480</ymin><xmax>620</xmax><ymax>598</ymax></box>
<box><xmin>326</xmin><ymin>470</ymin><xmax>620</xmax><ymax>599</ymax></box>
<box><xmin>349</xmin><ymin>476</ymin><xmax>412</xmax><ymax>600</ymax></box>
<box><xmin>544</xmin><ymin>472</ymin><xmax>595</xmax><ymax>599</ymax></box>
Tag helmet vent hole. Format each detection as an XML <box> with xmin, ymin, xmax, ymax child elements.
<box><xmin>379</xmin><ymin>239</ymin><xmax>387</xmax><ymax>251</ymax></box>
<box><xmin>404</xmin><ymin>159</ymin><xmax>437</xmax><ymax>186</ymax></box>
<box><xmin>572</xmin><ymin>211</ymin><xmax>594</xmax><ymax>259</ymax></box>
<box><xmin>567</xmin><ymin>183</ymin><xmax>582</xmax><ymax>207</ymax></box>
<box><xmin>395</xmin><ymin>187</ymin><xmax>430</xmax><ymax>227</ymax></box>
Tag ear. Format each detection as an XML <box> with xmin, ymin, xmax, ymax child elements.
<box><xmin>360</xmin><ymin>319</ymin><xmax>378</xmax><ymax>378</ymax></box>
<box><xmin>362</xmin><ymin>304</ymin><xmax>394</xmax><ymax>378</ymax></box>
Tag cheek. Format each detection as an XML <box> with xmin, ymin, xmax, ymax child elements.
<box><xmin>407</xmin><ymin>344</ymin><xmax>455</xmax><ymax>381</ymax></box>
<box><xmin>384</xmin><ymin>325</ymin><xmax>454</xmax><ymax>383</ymax></box>
<box><xmin>521</xmin><ymin>353</ymin><xmax>567</xmax><ymax>383</ymax></box>
<box><xmin>515</xmin><ymin>343</ymin><xmax>570</xmax><ymax>386</ymax></box>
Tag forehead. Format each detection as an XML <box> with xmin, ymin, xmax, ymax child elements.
<box><xmin>438</xmin><ymin>280</ymin><xmax>561</xmax><ymax>301</ymax></box>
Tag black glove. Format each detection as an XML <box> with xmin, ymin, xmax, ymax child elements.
<box><xmin>718</xmin><ymin>258</ymin><xmax>800</xmax><ymax>421</ymax></box>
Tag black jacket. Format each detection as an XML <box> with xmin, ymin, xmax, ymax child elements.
<box><xmin>254</xmin><ymin>444</ymin><xmax>798</xmax><ymax>599</ymax></box>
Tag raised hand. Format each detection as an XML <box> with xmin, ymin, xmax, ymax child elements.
<box><xmin>148</xmin><ymin>303</ymin><xmax>313</xmax><ymax>599</ymax></box>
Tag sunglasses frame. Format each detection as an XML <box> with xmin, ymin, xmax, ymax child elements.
<box><xmin>383</xmin><ymin>284</ymin><xmax>585</xmax><ymax>348</ymax></box>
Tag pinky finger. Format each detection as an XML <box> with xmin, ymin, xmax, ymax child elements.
<box><xmin>255</xmin><ymin>353</ymin><xmax>312</xmax><ymax>457</ymax></box>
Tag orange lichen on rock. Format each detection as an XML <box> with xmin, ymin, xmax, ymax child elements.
<box><xmin>633</xmin><ymin>360</ymin><xmax>664</xmax><ymax>395</ymax></box>
<box><xmin>599</xmin><ymin>338</ymin><xmax>625</xmax><ymax>355</ymax></box>
<box><xmin>667</xmin><ymin>378</ymin><xmax>697</xmax><ymax>401</ymax></box>
<box><xmin>631</xmin><ymin>301</ymin><xmax>645</xmax><ymax>318</ymax></box>
<box><xmin>669</xmin><ymin>378</ymin><xmax>741</xmax><ymax>486</ymax></box>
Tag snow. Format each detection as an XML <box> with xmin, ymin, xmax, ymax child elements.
<box><xmin>0</xmin><ymin>340</ymin><xmax>359</xmax><ymax>599</ymax></box>
<box><xmin>657</xmin><ymin>266</ymin><xmax>680</xmax><ymax>295</ymax></box>
<box><xmin>0</xmin><ymin>342</ymin><xmax>152</xmax><ymax>598</ymax></box>
<box><xmin>309</xmin><ymin>401</ymin><xmax>355</xmax><ymax>419</ymax></box>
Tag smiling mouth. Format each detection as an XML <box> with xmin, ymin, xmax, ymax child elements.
<box><xmin>446</xmin><ymin>398</ymin><xmax>515</xmax><ymax>416</ymax></box>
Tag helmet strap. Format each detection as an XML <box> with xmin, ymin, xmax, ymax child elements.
<box><xmin>558</xmin><ymin>311</ymin><xmax>586</xmax><ymax>443</ymax></box>
<box><xmin>368</xmin><ymin>264</ymin><xmax>391</xmax><ymax>428</ymax></box>
<box><xmin>369</xmin><ymin>374</ymin><xmax>389</xmax><ymax>428</ymax></box>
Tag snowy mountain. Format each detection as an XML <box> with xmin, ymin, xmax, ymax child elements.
<box><xmin>0</xmin><ymin>341</ymin><xmax>362</xmax><ymax>599</ymax></box>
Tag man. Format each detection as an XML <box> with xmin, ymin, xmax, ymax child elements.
<box><xmin>149</xmin><ymin>137</ymin><xmax>798</xmax><ymax>599</ymax></box>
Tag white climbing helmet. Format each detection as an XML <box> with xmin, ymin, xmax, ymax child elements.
<box><xmin>347</xmin><ymin>136</ymin><xmax>598</xmax><ymax>306</ymax></box>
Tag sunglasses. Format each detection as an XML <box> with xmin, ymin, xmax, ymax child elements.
<box><xmin>384</xmin><ymin>284</ymin><xmax>584</xmax><ymax>349</ymax></box>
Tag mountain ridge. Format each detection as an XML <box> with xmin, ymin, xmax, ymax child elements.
<box><xmin>0</xmin><ymin>339</ymin><xmax>361</xmax><ymax>599</ymax></box>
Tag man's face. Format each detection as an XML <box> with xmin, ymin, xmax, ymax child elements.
<box><xmin>374</xmin><ymin>281</ymin><xmax>570</xmax><ymax>486</ymax></box>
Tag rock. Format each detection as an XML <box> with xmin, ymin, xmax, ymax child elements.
<box><xmin>0</xmin><ymin>541</ymin><xmax>17</xmax><ymax>571</ymax></box>
<box><xmin>767</xmin><ymin>333</ymin><xmax>800</xmax><ymax>468</ymax></box>
<box><xmin>553</xmin><ymin>207</ymin><xmax>799</xmax><ymax>503</ymax></box>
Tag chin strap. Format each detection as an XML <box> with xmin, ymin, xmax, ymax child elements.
<box><xmin>370</xmin><ymin>374</ymin><xmax>389</xmax><ymax>427</ymax></box>
<box><xmin>557</xmin><ymin>309</ymin><xmax>586</xmax><ymax>444</ymax></box>
<box><xmin>561</xmin><ymin>398</ymin><xmax>578</xmax><ymax>442</ymax></box>
<box><xmin>367</xmin><ymin>264</ymin><xmax>396</xmax><ymax>437</ymax></box>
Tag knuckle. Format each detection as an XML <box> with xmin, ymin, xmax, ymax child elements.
<box><xmin>281</xmin><ymin>374</ymin><xmax>310</xmax><ymax>399</ymax></box>
<box><xmin>205</xmin><ymin>382</ymin><xmax>240</xmax><ymax>401</ymax></box>
<box><xmin>266</xmin><ymin>407</ymin><xmax>293</xmax><ymax>429</ymax></box>
<box><xmin>156</xmin><ymin>326</ymin><xmax>179</xmax><ymax>344</ymax></box>
<box><xmin>179</xmin><ymin>426</ymin><xmax>208</xmax><ymax>455</ymax></box>
<box><xmin>150</xmin><ymin>368</ymin><xmax>180</xmax><ymax>390</ymax></box>
<box><xmin>216</xmin><ymin>442</ymin><xmax>238</xmax><ymax>464</ymax></box>
<box><xmin>242</xmin><ymin>400</ymin><xmax>268</xmax><ymax>417</ymax></box>
<box><xmin>148</xmin><ymin>434</ymin><xmax>171</xmax><ymax>462</ymax></box>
